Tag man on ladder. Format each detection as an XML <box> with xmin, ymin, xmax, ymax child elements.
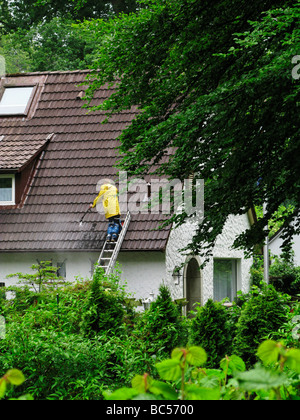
<box><xmin>90</xmin><ymin>179</ymin><xmax>122</xmax><ymax>242</ymax></box>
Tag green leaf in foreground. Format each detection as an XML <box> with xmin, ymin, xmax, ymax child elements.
<box><xmin>185</xmin><ymin>384</ymin><xmax>220</xmax><ymax>400</ymax></box>
<box><xmin>131</xmin><ymin>374</ymin><xmax>152</xmax><ymax>393</ymax></box>
<box><xmin>234</xmin><ymin>365</ymin><xmax>288</xmax><ymax>391</ymax></box>
<box><xmin>220</xmin><ymin>355</ymin><xmax>246</xmax><ymax>374</ymax></box>
<box><xmin>0</xmin><ymin>378</ymin><xmax>7</xmax><ymax>399</ymax></box>
<box><xmin>103</xmin><ymin>387</ymin><xmax>139</xmax><ymax>400</ymax></box>
<box><xmin>285</xmin><ymin>349</ymin><xmax>300</xmax><ymax>374</ymax></box>
<box><xmin>149</xmin><ymin>380</ymin><xmax>178</xmax><ymax>400</ymax></box>
<box><xmin>156</xmin><ymin>359</ymin><xmax>182</xmax><ymax>381</ymax></box>
<box><xmin>257</xmin><ymin>340</ymin><xmax>282</xmax><ymax>365</ymax></box>
<box><xmin>186</xmin><ymin>347</ymin><xmax>207</xmax><ymax>367</ymax></box>
<box><xmin>5</xmin><ymin>369</ymin><xmax>26</xmax><ymax>386</ymax></box>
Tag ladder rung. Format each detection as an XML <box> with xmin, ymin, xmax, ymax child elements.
<box><xmin>95</xmin><ymin>211</ymin><xmax>131</xmax><ymax>276</ymax></box>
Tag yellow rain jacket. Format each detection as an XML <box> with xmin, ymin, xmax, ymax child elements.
<box><xmin>92</xmin><ymin>183</ymin><xmax>120</xmax><ymax>219</ymax></box>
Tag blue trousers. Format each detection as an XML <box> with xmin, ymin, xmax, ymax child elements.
<box><xmin>107</xmin><ymin>216</ymin><xmax>122</xmax><ymax>240</ymax></box>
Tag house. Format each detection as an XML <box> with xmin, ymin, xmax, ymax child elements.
<box><xmin>0</xmin><ymin>70</ymin><xmax>254</xmax><ymax>308</ymax></box>
<box><xmin>269</xmin><ymin>224</ymin><xmax>300</xmax><ymax>266</ymax></box>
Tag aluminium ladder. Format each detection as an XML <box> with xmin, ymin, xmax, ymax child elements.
<box><xmin>96</xmin><ymin>211</ymin><xmax>131</xmax><ymax>276</ymax></box>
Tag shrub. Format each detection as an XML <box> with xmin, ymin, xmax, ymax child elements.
<box><xmin>80</xmin><ymin>267</ymin><xmax>129</xmax><ymax>337</ymax></box>
<box><xmin>234</xmin><ymin>284</ymin><xmax>289</xmax><ymax>367</ymax></box>
<box><xmin>269</xmin><ymin>256</ymin><xmax>300</xmax><ymax>296</ymax></box>
<box><xmin>137</xmin><ymin>284</ymin><xmax>187</xmax><ymax>357</ymax></box>
<box><xmin>189</xmin><ymin>299</ymin><xmax>233</xmax><ymax>368</ymax></box>
<box><xmin>0</xmin><ymin>281</ymin><xmax>90</xmax><ymax>334</ymax></box>
<box><xmin>0</xmin><ymin>325</ymin><xmax>128</xmax><ymax>400</ymax></box>
<box><xmin>104</xmin><ymin>341</ymin><xmax>300</xmax><ymax>401</ymax></box>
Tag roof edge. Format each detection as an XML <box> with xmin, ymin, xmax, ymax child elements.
<box><xmin>2</xmin><ymin>69</ymin><xmax>94</xmax><ymax>78</ymax></box>
<box><xmin>0</xmin><ymin>248</ymin><xmax>166</xmax><ymax>254</ymax></box>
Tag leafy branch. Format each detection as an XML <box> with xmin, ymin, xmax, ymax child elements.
<box><xmin>104</xmin><ymin>340</ymin><xmax>300</xmax><ymax>400</ymax></box>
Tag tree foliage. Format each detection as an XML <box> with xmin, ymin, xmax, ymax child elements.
<box><xmin>83</xmin><ymin>0</ymin><xmax>300</xmax><ymax>262</ymax></box>
<box><xmin>234</xmin><ymin>284</ymin><xmax>289</xmax><ymax>367</ymax></box>
<box><xmin>0</xmin><ymin>0</ymin><xmax>142</xmax><ymax>72</ymax></box>
<box><xmin>0</xmin><ymin>0</ymin><xmax>140</xmax><ymax>33</ymax></box>
<box><xmin>189</xmin><ymin>299</ymin><xmax>233</xmax><ymax>368</ymax></box>
<box><xmin>137</xmin><ymin>284</ymin><xmax>187</xmax><ymax>356</ymax></box>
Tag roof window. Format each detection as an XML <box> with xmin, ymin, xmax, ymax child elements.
<box><xmin>0</xmin><ymin>86</ymin><xmax>34</xmax><ymax>116</ymax></box>
<box><xmin>0</xmin><ymin>174</ymin><xmax>15</xmax><ymax>205</ymax></box>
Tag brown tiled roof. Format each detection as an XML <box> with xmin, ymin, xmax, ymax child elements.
<box><xmin>0</xmin><ymin>70</ymin><xmax>170</xmax><ymax>252</ymax></box>
<box><xmin>0</xmin><ymin>133</ymin><xmax>51</xmax><ymax>171</ymax></box>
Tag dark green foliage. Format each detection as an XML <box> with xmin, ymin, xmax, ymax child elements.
<box><xmin>0</xmin><ymin>0</ymin><xmax>140</xmax><ymax>33</ymax></box>
<box><xmin>234</xmin><ymin>285</ymin><xmax>289</xmax><ymax>367</ymax></box>
<box><xmin>137</xmin><ymin>284</ymin><xmax>187</xmax><ymax>357</ymax></box>
<box><xmin>250</xmin><ymin>254</ymin><xmax>300</xmax><ymax>295</ymax></box>
<box><xmin>250</xmin><ymin>255</ymin><xmax>265</xmax><ymax>287</ymax></box>
<box><xmin>1</xmin><ymin>261</ymin><xmax>299</xmax><ymax>399</ymax></box>
<box><xmin>80</xmin><ymin>268</ymin><xmax>126</xmax><ymax>337</ymax></box>
<box><xmin>0</xmin><ymin>0</ymin><xmax>142</xmax><ymax>73</ymax></box>
<box><xmin>189</xmin><ymin>299</ymin><xmax>233</xmax><ymax>368</ymax></box>
<box><xmin>269</xmin><ymin>256</ymin><xmax>300</xmax><ymax>296</ymax></box>
<box><xmin>83</xmin><ymin>0</ymin><xmax>299</xmax><ymax>262</ymax></box>
<box><xmin>0</xmin><ymin>327</ymin><xmax>149</xmax><ymax>400</ymax></box>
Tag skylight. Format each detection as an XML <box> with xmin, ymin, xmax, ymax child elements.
<box><xmin>0</xmin><ymin>86</ymin><xmax>34</xmax><ymax>115</ymax></box>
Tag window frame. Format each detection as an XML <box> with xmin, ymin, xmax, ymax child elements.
<box><xmin>0</xmin><ymin>85</ymin><xmax>37</xmax><ymax>117</ymax></box>
<box><xmin>213</xmin><ymin>258</ymin><xmax>238</xmax><ymax>302</ymax></box>
<box><xmin>57</xmin><ymin>261</ymin><xmax>67</xmax><ymax>279</ymax></box>
<box><xmin>0</xmin><ymin>174</ymin><xmax>15</xmax><ymax>205</ymax></box>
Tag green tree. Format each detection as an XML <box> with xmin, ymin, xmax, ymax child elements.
<box><xmin>234</xmin><ymin>285</ymin><xmax>289</xmax><ymax>367</ymax></box>
<box><xmin>138</xmin><ymin>284</ymin><xmax>186</xmax><ymax>356</ymax></box>
<box><xmin>0</xmin><ymin>0</ymin><xmax>140</xmax><ymax>34</ymax></box>
<box><xmin>6</xmin><ymin>261</ymin><xmax>64</xmax><ymax>293</ymax></box>
<box><xmin>269</xmin><ymin>255</ymin><xmax>300</xmax><ymax>295</ymax></box>
<box><xmin>0</xmin><ymin>33</ymin><xmax>32</xmax><ymax>73</ymax></box>
<box><xmin>0</xmin><ymin>0</ymin><xmax>142</xmax><ymax>72</ymax></box>
<box><xmin>189</xmin><ymin>299</ymin><xmax>233</xmax><ymax>368</ymax></box>
<box><xmin>83</xmin><ymin>0</ymin><xmax>299</xmax><ymax>263</ymax></box>
<box><xmin>80</xmin><ymin>267</ymin><xmax>126</xmax><ymax>337</ymax></box>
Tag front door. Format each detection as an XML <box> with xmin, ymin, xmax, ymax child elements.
<box><xmin>186</xmin><ymin>258</ymin><xmax>201</xmax><ymax>314</ymax></box>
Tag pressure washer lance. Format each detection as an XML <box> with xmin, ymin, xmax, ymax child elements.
<box><xmin>79</xmin><ymin>207</ymin><xmax>91</xmax><ymax>226</ymax></box>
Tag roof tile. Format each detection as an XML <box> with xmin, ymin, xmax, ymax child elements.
<box><xmin>0</xmin><ymin>71</ymin><xmax>170</xmax><ymax>252</ymax></box>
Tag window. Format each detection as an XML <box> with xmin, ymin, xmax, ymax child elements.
<box><xmin>57</xmin><ymin>261</ymin><xmax>66</xmax><ymax>279</ymax></box>
<box><xmin>0</xmin><ymin>175</ymin><xmax>15</xmax><ymax>205</ymax></box>
<box><xmin>213</xmin><ymin>259</ymin><xmax>237</xmax><ymax>302</ymax></box>
<box><xmin>0</xmin><ymin>86</ymin><xmax>34</xmax><ymax>115</ymax></box>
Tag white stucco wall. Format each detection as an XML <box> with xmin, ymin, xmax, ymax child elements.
<box><xmin>117</xmin><ymin>251</ymin><xmax>166</xmax><ymax>300</ymax></box>
<box><xmin>0</xmin><ymin>250</ymin><xmax>166</xmax><ymax>303</ymax></box>
<box><xmin>165</xmin><ymin>213</ymin><xmax>253</xmax><ymax>304</ymax></box>
<box><xmin>0</xmin><ymin>252</ymin><xmax>97</xmax><ymax>289</ymax></box>
<box><xmin>269</xmin><ymin>233</ymin><xmax>300</xmax><ymax>267</ymax></box>
<box><xmin>0</xmin><ymin>213</ymin><xmax>253</xmax><ymax>305</ymax></box>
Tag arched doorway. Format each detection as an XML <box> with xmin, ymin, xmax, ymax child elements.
<box><xmin>185</xmin><ymin>258</ymin><xmax>201</xmax><ymax>314</ymax></box>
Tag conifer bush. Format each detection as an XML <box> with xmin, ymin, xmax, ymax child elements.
<box><xmin>137</xmin><ymin>284</ymin><xmax>187</xmax><ymax>357</ymax></box>
<box><xmin>80</xmin><ymin>268</ymin><xmax>126</xmax><ymax>337</ymax></box>
<box><xmin>189</xmin><ymin>299</ymin><xmax>233</xmax><ymax>368</ymax></box>
<box><xmin>233</xmin><ymin>284</ymin><xmax>289</xmax><ymax>367</ymax></box>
